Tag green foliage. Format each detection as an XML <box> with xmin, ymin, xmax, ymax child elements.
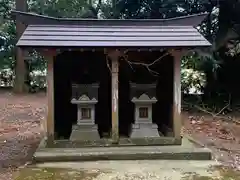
<box><xmin>106</xmin><ymin>0</ymin><xmax>214</xmax><ymax>19</ymax></box>
<box><xmin>181</xmin><ymin>68</ymin><xmax>206</xmax><ymax>94</ymax></box>
<box><xmin>28</xmin><ymin>0</ymin><xmax>89</xmax><ymax>17</ymax></box>
<box><xmin>0</xmin><ymin>0</ymin><xmax>15</xmax><ymax>69</ymax></box>
<box><xmin>214</xmin><ymin>0</ymin><xmax>240</xmax><ymax>50</ymax></box>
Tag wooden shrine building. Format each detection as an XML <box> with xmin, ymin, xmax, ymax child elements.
<box><xmin>12</xmin><ymin>11</ymin><xmax>211</xmax><ymax>147</ymax></box>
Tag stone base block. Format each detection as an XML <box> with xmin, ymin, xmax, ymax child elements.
<box><xmin>70</xmin><ymin>124</ymin><xmax>100</xmax><ymax>141</ymax></box>
<box><xmin>130</xmin><ymin>123</ymin><xmax>160</xmax><ymax>138</ymax></box>
<box><xmin>34</xmin><ymin>138</ymin><xmax>212</xmax><ymax>162</ymax></box>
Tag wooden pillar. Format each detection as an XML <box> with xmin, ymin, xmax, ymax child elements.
<box><xmin>106</xmin><ymin>49</ymin><xmax>120</xmax><ymax>143</ymax></box>
<box><xmin>43</xmin><ymin>50</ymin><xmax>56</xmax><ymax>145</ymax></box>
<box><xmin>171</xmin><ymin>50</ymin><xmax>184</xmax><ymax>139</ymax></box>
<box><xmin>111</xmin><ymin>58</ymin><xmax>119</xmax><ymax>143</ymax></box>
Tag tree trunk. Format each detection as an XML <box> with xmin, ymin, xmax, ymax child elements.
<box><xmin>13</xmin><ymin>0</ymin><xmax>28</xmax><ymax>93</ymax></box>
<box><xmin>89</xmin><ymin>0</ymin><xmax>92</xmax><ymax>5</ymax></box>
<box><xmin>214</xmin><ymin>1</ymin><xmax>233</xmax><ymax>49</ymax></box>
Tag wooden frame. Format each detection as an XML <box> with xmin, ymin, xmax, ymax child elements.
<box><xmin>40</xmin><ymin>48</ymin><xmax>186</xmax><ymax>146</ymax></box>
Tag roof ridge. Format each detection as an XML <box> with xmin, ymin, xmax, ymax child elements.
<box><xmin>11</xmin><ymin>10</ymin><xmax>208</xmax><ymax>27</ymax></box>
<box><xmin>12</xmin><ymin>10</ymin><xmax>207</xmax><ymax>22</ymax></box>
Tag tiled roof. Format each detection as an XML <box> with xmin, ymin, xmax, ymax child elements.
<box><xmin>17</xmin><ymin>24</ymin><xmax>210</xmax><ymax>47</ymax></box>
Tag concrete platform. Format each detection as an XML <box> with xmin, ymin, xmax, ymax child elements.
<box><xmin>34</xmin><ymin>138</ymin><xmax>212</xmax><ymax>163</ymax></box>
<box><xmin>28</xmin><ymin>160</ymin><xmax>221</xmax><ymax>180</ymax></box>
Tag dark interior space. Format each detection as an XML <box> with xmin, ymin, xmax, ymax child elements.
<box><xmin>123</xmin><ymin>51</ymin><xmax>174</xmax><ymax>136</ymax></box>
<box><xmin>154</xmin><ymin>55</ymin><xmax>174</xmax><ymax>135</ymax></box>
<box><xmin>54</xmin><ymin>50</ymin><xmax>111</xmax><ymax>140</ymax></box>
<box><xmin>53</xmin><ymin>50</ymin><xmax>174</xmax><ymax>140</ymax></box>
<box><xmin>118</xmin><ymin>59</ymin><xmax>134</xmax><ymax>137</ymax></box>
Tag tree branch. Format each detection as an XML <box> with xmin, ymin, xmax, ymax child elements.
<box><xmin>123</xmin><ymin>51</ymin><xmax>170</xmax><ymax>76</ymax></box>
<box><xmin>105</xmin><ymin>49</ymin><xmax>170</xmax><ymax>77</ymax></box>
<box><xmin>183</xmin><ymin>94</ymin><xmax>231</xmax><ymax>118</ymax></box>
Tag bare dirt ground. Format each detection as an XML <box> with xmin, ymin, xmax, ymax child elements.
<box><xmin>0</xmin><ymin>91</ymin><xmax>240</xmax><ymax>179</ymax></box>
<box><xmin>182</xmin><ymin>112</ymin><xmax>240</xmax><ymax>170</ymax></box>
<box><xmin>0</xmin><ymin>91</ymin><xmax>46</xmax><ymax>179</ymax></box>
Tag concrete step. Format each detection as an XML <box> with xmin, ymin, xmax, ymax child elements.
<box><xmin>33</xmin><ymin>146</ymin><xmax>212</xmax><ymax>163</ymax></box>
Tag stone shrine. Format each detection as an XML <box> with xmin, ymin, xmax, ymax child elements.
<box><xmin>70</xmin><ymin>83</ymin><xmax>100</xmax><ymax>140</ymax></box>
<box><xmin>130</xmin><ymin>83</ymin><xmax>159</xmax><ymax>138</ymax></box>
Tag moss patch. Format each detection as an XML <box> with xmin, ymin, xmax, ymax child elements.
<box><xmin>14</xmin><ymin>167</ymin><xmax>103</xmax><ymax>180</ymax></box>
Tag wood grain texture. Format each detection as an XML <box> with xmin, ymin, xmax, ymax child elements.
<box><xmin>171</xmin><ymin>50</ymin><xmax>183</xmax><ymax>139</ymax></box>
<box><xmin>46</xmin><ymin>53</ymin><xmax>55</xmax><ymax>145</ymax></box>
<box><xmin>111</xmin><ymin>54</ymin><xmax>119</xmax><ymax>143</ymax></box>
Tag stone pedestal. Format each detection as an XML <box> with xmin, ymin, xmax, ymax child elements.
<box><xmin>70</xmin><ymin>84</ymin><xmax>100</xmax><ymax>141</ymax></box>
<box><xmin>71</xmin><ymin>124</ymin><xmax>99</xmax><ymax>141</ymax></box>
<box><xmin>131</xmin><ymin>123</ymin><xmax>159</xmax><ymax>138</ymax></box>
<box><xmin>130</xmin><ymin>83</ymin><xmax>159</xmax><ymax>138</ymax></box>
